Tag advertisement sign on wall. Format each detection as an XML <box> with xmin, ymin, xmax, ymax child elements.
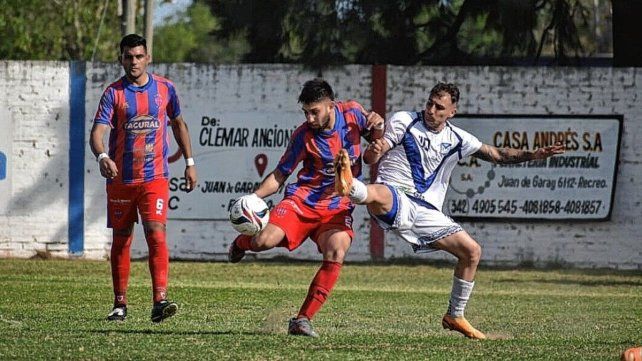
<box><xmin>446</xmin><ymin>115</ymin><xmax>621</xmax><ymax>220</ymax></box>
<box><xmin>167</xmin><ymin>112</ymin><xmax>301</xmax><ymax>220</ymax></box>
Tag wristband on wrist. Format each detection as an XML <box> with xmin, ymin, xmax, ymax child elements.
<box><xmin>96</xmin><ymin>153</ymin><xmax>109</xmax><ymax>162</ymax></box>
<box><xmin>185</xmin><ymin>157</ymin><xmax>195</xmax><ymax>166</ymax></box>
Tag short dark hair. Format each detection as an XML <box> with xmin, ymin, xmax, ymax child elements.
<box><xmin>298</xmin><ymin>78</ymin><xmax>335</xmax><ymax>104</ymax></box>
<box><xmin>120</xmin><ymin>34</ymin><xmax>147</xmax><ymax>55</ymax></box>
<box><xmin>429</xmin><ymin>82</ymin><xmax>460</xmax><ymax>104</ymax></box>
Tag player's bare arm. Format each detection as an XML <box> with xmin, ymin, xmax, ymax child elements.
<box><xmin>253</xmin><ymin>169</ymin><xmax>288</xmax><ymax>199</ymax></box>
<box><xmin>472</xmin><ymin>143</ymin><xmax>565</xmax><ymax>164</ymax></box>
<box><xmin>89</xmin><ymin>123</ymin><xmax>118</xmax><ymax>179</ymax></box>
<box><xmin>363</xmin><ymin>138</ymin><xmax>391</xmax><ymax>165</ymax></box>
<box><xmin>170</xmin><ymin>115</ymin><xmax>197</xmax><ymax>192</ymax></box>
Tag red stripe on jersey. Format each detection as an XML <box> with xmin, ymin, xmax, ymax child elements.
<box><xmin>113</xmin><ymin>87</ymin><xmax>127</xmax><ymax>183</ymax></box>
<box><xmin>131</xmin><ymin>91</ymin><xmax>149</xmax><ymax>180</ymax></box>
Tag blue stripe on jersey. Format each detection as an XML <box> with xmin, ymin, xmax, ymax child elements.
<box><xmin>335</xmin><ymin>108</ymin><xmax>352</xmax><ymax>155</ymax></box>
<box><xmin>403</xmin><ymin>115</ymin><xmax>464</xmax><ymax>193</ymax></box>
<box><xmin>122</xmin><ymin>88</ymin><xmax>138</xmax><ymax>181</ymax></box>
<box><xmin>346</xmin><ymin>107</ymin><xmax>367</xmax><ymax>136</ymax></box>
<box><xmin>337</xmin><ymin>107</ymin><xmax>363</xmax><ymax>180</ymax></box>
<box><xmin>277</xmin><ymin>129</ymin><xmax>306</xmax><ymax>176</ymax></box>
<box><xmin>144</xmin><ymin>78</ymin><xmax>158</xmax><ymax>181</ymax></box>
<box><xmin>402</xmin><ymin>117</ymin><xmax>426</xmax><ymax>190</ymax></box>
<box><xmin>327</xmin><ymin>195</ymin><xmax>341</xmax><ymax>210</ymax></box>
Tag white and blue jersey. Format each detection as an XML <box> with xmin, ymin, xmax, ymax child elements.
<box><xmin>372</xmin><ymin>111</ymin><xmax>482</xmax><ymax>252</ymax></box>
<box><xmin>377</xmin><ymin>111</ymin><xmax>482</xmax><ymax>211</ymax></box>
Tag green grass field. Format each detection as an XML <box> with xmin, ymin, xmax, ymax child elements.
<box><xmin>0</xmin><ymin>259</ymin><xmax>640</xmax><ymax>360</ymax></box>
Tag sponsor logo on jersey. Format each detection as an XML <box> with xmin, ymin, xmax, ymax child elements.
<box><xmin>440</xmin><ymin>142</ymin><xmax>452</xmax><ymax>154</ymax></box>
<box><xmin>124</xmin><ymin>115</ymin><xmax>160</xmax><ymax>134</ymax></box>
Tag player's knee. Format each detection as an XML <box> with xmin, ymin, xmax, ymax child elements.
<box><xmin>323</xmin><ymin>247</ymin><xmax>347</xmax><ymax>263</ymax></box>
<box><xmin>323</xmin><ymin>251</ymin><xmax>345</xmax><ymax>263</ymax></box>
<box><xmin>464</xmin><ymin>241</ymin><xmax>482</xmax><ymax>265</ymax></box>
<box><xmin>144</xmin><ymin>222</ymin><xmax>166</xmax><ymax>234</ymax></box>
<box><xmin>113</xmin><ymin>226</ymin><xmax>133</xmax><ymax>237</ymax></box>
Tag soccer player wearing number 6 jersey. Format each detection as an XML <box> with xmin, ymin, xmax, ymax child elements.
<box><xmin>90</xmin><ymin>34</ymin><xmax>197</xmax><ymax>323</ymax></box>
<box><xmin>335</xmin><ymin>82</ymin><xmax>565</xmax><ymax>339</ymax></box>
<box><xmin>228</xmin><ymin>78</ymin><xmax>384</xmax><ymax>337</ymax></box>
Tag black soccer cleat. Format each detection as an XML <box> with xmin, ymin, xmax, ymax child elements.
<box><xmin>228</xmin><ymin>239</ymin><xmax>246</xmax><ymax>263</ymax></box>
<box><xmin>106</xmin><ymin>305</ymin><xmax>127</xmax><ymax>321</ymax></box>
<box><xmin>151</xmin><ymin>300</ymin><xmax>178</xmax><ymax>323</ymax></box>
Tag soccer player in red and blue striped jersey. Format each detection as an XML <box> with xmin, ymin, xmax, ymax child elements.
<box><xmin>90</xmin><ymin>34</ymin><xmax>197</xmax><ymax>323</ymax></box>
<box><xmin>228</xmin><ymin>78</ymin><xmax>384</xmax><ymax>337</ymax></box>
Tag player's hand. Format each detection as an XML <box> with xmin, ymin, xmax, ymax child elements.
<box><xmin>533</xmin><ymin>142</ymin><xmax>566</xmax><ymax>159</ymax></box>
<box><xmin>364</xmin><ymin>111</ymin><xmax>385</xmax><ymax>139</ymax></box>
<box><xmin>366</xmin><ymin>138</ymin><xmax>387</xmax><ymax>157</ymax></box>
<box><xmin>99</xmin><ymin>158</ymin><xmax>118</xmax><ymax>179</ymax></box>
<box><xmin>184</xmin><ymin>165</ymin><xmax>197</xmax><ymax>192</ymax></box>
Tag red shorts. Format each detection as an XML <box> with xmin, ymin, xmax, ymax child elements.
<box><xmin>106</xmin><ymin>178</ymin><xmax>169</xmax><ymax>229</ymax></box>
<box><xmin>269</xmin><ymin>197</ymin><xmax>354</xmax><ymax>252</ymax></box>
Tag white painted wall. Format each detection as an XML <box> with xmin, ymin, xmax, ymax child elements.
<box><xmin>0</xmin><ymin>61</ymin><xmax>71</xmax><ymax>258</ymax></box>
<box><xmin>1</xmin><ymin>62</ymin><xmax>640</xmax><ymax>269</ymax></box>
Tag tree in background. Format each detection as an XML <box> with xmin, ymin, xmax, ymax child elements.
<box><xmin>0</xmin><ymin>0</ymin><xmax>120</xmax><ymax>61</ymax></box>
<box><xmin>153</xmin><ymin>1</ymin><xmax>250</xmax><ymax>63</ymax></box>
<box><xmin>0</xmin><ymin>0</ymin><xmax>611</xmax><ymax>66</ymax></box>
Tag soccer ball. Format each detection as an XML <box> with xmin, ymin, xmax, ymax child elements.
<box><xmin>229</xmin><ymin>194</ymin><xmax>270</xmax><ymax>236</ymax></box>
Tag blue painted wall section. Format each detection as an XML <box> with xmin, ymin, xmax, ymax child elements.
<box><xmin>0</xmin><ymin>151</ymin><xmax>6</xmax><ymax>180</ymax></box>
<box><xmin>68</xmin><ymin>62</ymin><xmax>86</xmax><ymax>255</ymax></box>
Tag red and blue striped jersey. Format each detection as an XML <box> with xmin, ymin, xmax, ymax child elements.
<box><xmin>276</xmin><ymin>101</ymin><xmax>369</xmax><ymax>211</ymax></box>
<box><xmin>93</xmin><ymin>73</ymin><xmax>181</xmax><ymax>184</ymax></box>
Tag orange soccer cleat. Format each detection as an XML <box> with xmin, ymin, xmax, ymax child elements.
<box><xmin>334</xmin><ymin>149</ymin><xmax>353</xmax><ymax>196</ymax></box>
<box><xmin>442</xmin><ymin>314</ymin><xmax>487</xmax><ymax>340</ymax></box>
<box><xmin>622</xmin><ymin>347</ymin><xmax>642</xmax><ymax>361</ymax></box>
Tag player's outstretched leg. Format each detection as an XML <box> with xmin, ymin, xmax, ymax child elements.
<box><xmin>288</xmin><ymin>317</ymin><xmax>319</xmax><ymax>338</ymax></box>
<box><xmin>151</xmin><ymin>300</ymin><xmax>178</xmax><ymax>323</ymax></box>
<box><xmin>334</xmin><ymin>149</ymin><xmax>353</xmax><ymax>196</ymax></box>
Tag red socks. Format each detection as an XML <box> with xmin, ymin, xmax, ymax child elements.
<box><xmin>145</xmin><ymin>230</ymin><xmax>169</xmax><ymax>303</ymax></box>
<box><xmin>234</xmin><ymin>234</ymin><xmax>254</xmax><ymax>251</ymax></box>
<box><xmin>297</xmin><ymin>260</ymin><xmax>343</xmax><ymax>320</ymax></box>
<box><xmin>110</xmin><ymin>234</ymin><xmax>133</xmax><ymax>306</ymax></box>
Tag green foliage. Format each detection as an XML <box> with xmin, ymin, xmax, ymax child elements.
<box><xmin>0</xmin><ymin>0</ymin><xmax>120</xmax><ymax>61</ymax></box>
<box><xmin>0</xmin><ymin>259</ymin><xmax>640</xmax><ymax>360</ymax></box>
<box><xmin>153</xmin><ymin>1</ymin><xmax>249</xmax><ymax>63</ymax></box>
<box><xmin>0</xmin><ymin>0</ymin><xmax>610</xmax><ymax>65</ymax></box>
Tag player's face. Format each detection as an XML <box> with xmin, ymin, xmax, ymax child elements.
<box><xmin>302</xmin><ymin>98</ymin><xmax>334</xmax><ymax>131</ymax></box>
<box><xmin>424</xmin><ymin>92</ymin><xmax>456</xmax><ymax>126</ymax></box>
<box><xmin>120</xmin><ymin>45</ymin><xmax>150</xmax><ymax>82</ymax></box>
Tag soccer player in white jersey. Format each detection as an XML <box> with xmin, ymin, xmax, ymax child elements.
<box><xmin>334</xmin><ymin>82</ymin><xmax>565</xmax><ymax>339</ymax></box>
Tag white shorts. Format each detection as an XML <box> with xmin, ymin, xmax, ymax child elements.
<box><xmin>370</xmin><ymin>184</ymin><xmax>463</xmax><ymax>253</ymax></box>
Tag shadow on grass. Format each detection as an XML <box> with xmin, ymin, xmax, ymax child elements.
<box><xmin>87</xmin><ymin>329</ymin><xmax>272</xmax><ymax>336</ymax></box>
<box><xmin>493</xmin><ymin>278</ymin><xmax>642</xmax><ymax>287</ymax></box>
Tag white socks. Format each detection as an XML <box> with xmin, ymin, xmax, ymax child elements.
<box><xmin>348</xmin><ymin>178</ymin><xmax>368</xmax><ymax>204</ymax></box>
<box><xmin>447</xmin><ymin>277</ymin><xmax>475</xmax><ymax>317</ymax></box>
